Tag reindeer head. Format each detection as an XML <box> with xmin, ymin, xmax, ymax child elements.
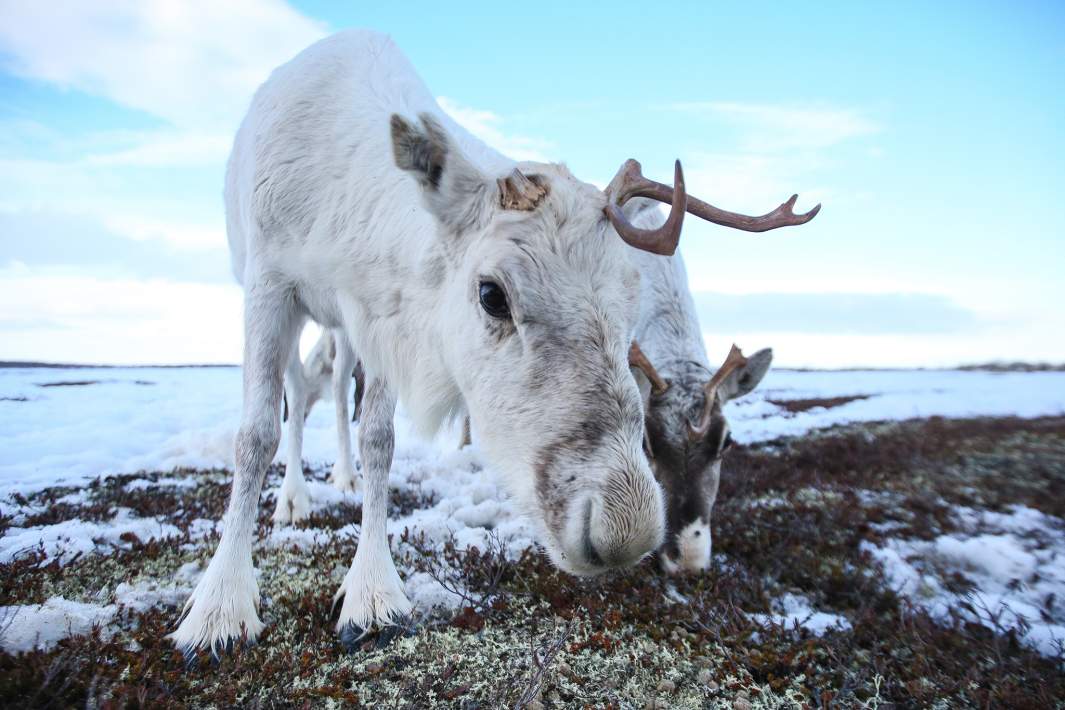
<box><xmin>632</xmin><ymin>344</ymin><xmax>773</xmax><ymax>574</ymax></box>
<box><xmin>391</xmin><ymin>112</ymin><xmax>815</xmax><ymax>577</ymax></box>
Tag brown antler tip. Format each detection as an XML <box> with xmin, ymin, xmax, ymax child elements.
<box><xmin>629</xmin><ymin>340</ymin><xmax>669</xmax><ymax>396</ymax></box>
<box><xmin>688</xmin><ymin>343</ymin><xmax>749</xmax><ymax>441</ymax></box>
<box><xmin>777</xmin><ymin>195</ymin><xmax>820</xmax><ymax>225</ymax></box>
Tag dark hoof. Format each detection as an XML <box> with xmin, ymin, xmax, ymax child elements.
<box><xmin>373</xmin><ymin>621</ymin><xmax>408</xmax><ymax>648</ymax></box>
<box><xmin>182</xmin><ymin>635</ymin><xmax>256</xmax><ymax>669</ymax></box>
<box><xmin>339</xmin><ymin>615</ymin><xmax>415</xmax><ymax>652</ymax></box>
<box><xmin>338</xmin><ymin>622</ymin><xmax>368</xmax><ymax>651</ymax></box>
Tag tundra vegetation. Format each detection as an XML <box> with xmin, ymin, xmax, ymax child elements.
<box><xmin>2</xmin><ymin>414</ymin><xmax>1063</xmax><ymax>708</ymax></box>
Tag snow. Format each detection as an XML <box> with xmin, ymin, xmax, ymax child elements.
<box><xmin>750</xmin><ymin>593</ymin><xmax>852</xmax><ymax>636</ymax></box>
<box><xmin>2</xmin><ymin>366</ymin><xmax>1063</xmax><ymax>497</ymax></box>
<box><xmin>0</xmin><ymin>597</ymin><xmax>116</xmax><ymax>653</ymax></box>
<box><xmin>861</xmin><ymin>504</ymin><xmax>1065</xmax><ymax>656</ymax></box>
<box><xmin>1</xmin><ymin>507</ymin><xmax>181</xmax><ymax>565</ymax></box>
<box><xmin>114</xmin><ymin>579</ymin><xmax>192</xmax><ymax>614</ymax></box>
<box><xmin>733</xmin><ymin>368</ymin><xmax>1065</xmax><ymax>443</ymax></box>
<box><xmin>1</xmin><ymin>365</ymin><xmax>1064</xmax><ymax>652</ymax></box>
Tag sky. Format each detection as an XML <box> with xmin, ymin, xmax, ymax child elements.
<box><xmin>0</xmin><ymin>1</ymin><xmax>1062</xmax><ymax>368</ymax></box>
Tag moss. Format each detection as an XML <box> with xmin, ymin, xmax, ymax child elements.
<box><xmin>2</xmin><ymin>416</ymin><xmax>1064</xmax><ymax>707</ymax></box>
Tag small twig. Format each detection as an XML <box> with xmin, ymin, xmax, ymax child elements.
<box><xmin>514</xmin><ymin>618</ymin><xmax>574</xmax><ymax>709</ymax></box>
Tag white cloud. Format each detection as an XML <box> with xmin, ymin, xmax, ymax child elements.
<box><xmin>682</xmin><ymin>151</ymin><xmax>828</xmax><ymax>216</ymax></box>
<box><xmin>83</xmin><ymin>131</ymin><xmax>232</xmax><ymax>167</ymax></box>
<box><xmin>647</xmin><ymin>101</ymin><xmax>877</xmax><ymax>220</ymax></box>
<box><xmin>664</xmin><ymin>101</ymin><xmax>880</xmax><ymax>153</ymax></box>
<box><xmin>0</xmin><ymin>3</ymin><xmax>326</xmax><ymax>365</ymax></box>
<box><xmin>103</xmin><ymin>214</ymin><xmax>224</xmax><ymax>251</ymax></box>
<box><xmin>0</xmin><ymin>0</ymin><xmax>327</xmax><ymax>130</ymax></box>
<box><xmin>0</xmin><ymin>265</ymin><xmax>243</xmax><ymax>364</ymax></box>
<box><xmin>0</xmin><ymin>154</ymin><xmax>226</xmax><ymax>253</ymax></box>
<box><xmin>437</xmin><ymin>96</ymin><xmax>553</xmax><ymax>162</ymax></box>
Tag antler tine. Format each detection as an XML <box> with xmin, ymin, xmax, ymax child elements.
<box><xmin>687</xmin><ymin>344</ymin><xmax>748</xmax><ymax>441</ymax></box>
<box><xmin>604</xmin><ymin>160</ymin><xmax>687</xmax><ymax>256</ymax></box>
<box><xmin>685</xmin><ymin>191</ymin><xmax>820</xmax><ymax>232</ymax></box>
<box><xmin>606</xmin><ymin>159</ymin><xmax>820</xmax><ymax>234</ymax></box>
<box><xmin>628</xmin><ymin>340</ymin><xmax>668</xmax><ymax>395</ymax></box>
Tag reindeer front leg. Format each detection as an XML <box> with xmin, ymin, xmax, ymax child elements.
<box><xmin>328</xmin><ymin>331</ymin><xmax>358</xmax><ymax>492</ymax></box>
<box><xmin>170</xmin><ymin>281</ymin><xmax>301</xmax><ymax>658</ymax></box>
<box><xmin>333</xmin><ymin>375</ymin><xmax>412</xmax><ymax>647</ymax></box>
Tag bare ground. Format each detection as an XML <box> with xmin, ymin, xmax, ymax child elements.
<box><xmin>1</xmin><ymin>415</ymin><xmax>1064</xmax><ymax>708</ymax></box>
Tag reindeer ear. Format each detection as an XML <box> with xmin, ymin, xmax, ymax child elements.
<box><xmin>391</xmin><ymin>112</ymin><xmax>495</xmax><ymax>236</ymax></box>
<box><xmin>719</xmin><ymin>348</ymin><xmax>773</xmax><ymax>401</ymax></box>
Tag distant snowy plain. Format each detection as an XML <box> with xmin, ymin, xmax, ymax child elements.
<box><xmin>1</xmin><ymin>365</ymin><xmax>1063</xmax><ymax>655</ymax></box>
<box><xmin>4</xmin><ymin>366</ymin><xmax>1063</xmax><ymax>497</ymax></box>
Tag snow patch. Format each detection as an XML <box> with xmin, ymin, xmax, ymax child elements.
<box><xmin>862</xmin><ymin>504</ymin><xmax>1065</xmax><ymax>656</ymax></box>
<box><xmin>114</xmin><ymin>579</ymin><xmax>190</xmax><ymax>613</ymax></box>
<box><xmin>0</xmin><ymin>597</ymin><xmax>116</xmax><ymax>653</ymax></box>
<box><xmin>1</xmin><ymin>508</ymin><xmax>181</xmax><ymax>565</ymax></box>
<box><xmin>749</xmin><ymin>593</ymin><xmax>851</xmax><ymax>636</ymax></box>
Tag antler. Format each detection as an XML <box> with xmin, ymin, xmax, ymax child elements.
<box><xmin>604</xmin><ymin>159</ymin><xmax>821</xmax><ymax>255</ymax></box>
<box><xmin>605</xmin><ymin>160</ymin><xmax>687</xmax><ymax>255</ymax></box>
<box><xmin>628</xmin><ymin>341</ymin><xmax>668</xmax><ymax>395</ymax></box>
<box><xmin>688</xmin><ymin>344</ymin><xmax>748</xmax><ymax>442</ymax></box>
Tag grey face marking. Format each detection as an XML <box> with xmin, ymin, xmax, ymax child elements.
<box><xmin>424</xmin><ymin>253</ymin><xmax>447</xmax><ymax>288</ymax></box>
<box><xmin>534</xmin><ymin>398</ymin><xmax>613</xmax><ymax>538</ymax></box>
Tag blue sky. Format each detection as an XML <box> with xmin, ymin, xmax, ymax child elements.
<box><xmin>0</xmin><ymin>1</ymin><xmax>1062</xmax><ymax>367</ymax></box>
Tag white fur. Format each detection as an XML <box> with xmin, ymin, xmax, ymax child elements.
<box><xmin>660</xmin><ymin>519</ymin><xmax>712</xmax><ymax>574</ymax></box>
<box><xmin>173</xmin><ymin>30</ymin><xmax>665</xmax><ymax>654</ymax></box>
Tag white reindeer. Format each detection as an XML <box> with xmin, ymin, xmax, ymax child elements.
<box><xmin>171</xmin><ymin>30</ymin><xmax>816</xmax><ymax>656</ymax></box>
<box><xmin>272</xmin><ymin>328</ymin><xmax>363</xmax><ymax>525</ymax></box>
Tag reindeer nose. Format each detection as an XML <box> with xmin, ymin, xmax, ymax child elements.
<box><xmin>580</xmin><ymin>503</ymin><xmax>605</xmax><ymax>567</ymax></box>
<box><xmin>582</xmin><ymin>473</ymin><xmax>665</xmax><ymax>569</ymax></box>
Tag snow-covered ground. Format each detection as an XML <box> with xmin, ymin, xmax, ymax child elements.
<box><xmin>1</xmin><ymin>365</ymin><xmax>1064</xmax><ymax>656</ymax></box>
<box><xmin>3</xmin><ymin>365</ymin><xmax>1063</xmax><ymax>497</ymax></box>
<box><xmin>862</xmin><ymin>504</ymin><xmax>1065</xmax><ymax>656</ymax></box>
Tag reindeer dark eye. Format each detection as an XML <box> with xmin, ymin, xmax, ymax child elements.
<box><xmin>478</xmin><ymin>281</ymin><xmax>510</xmax><ymax>319</ymax></box>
